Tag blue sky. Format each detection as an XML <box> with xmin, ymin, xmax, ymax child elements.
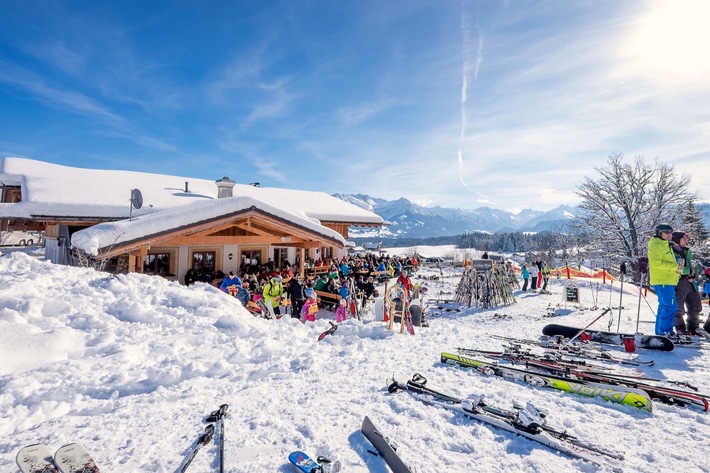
<box><xmin>1</xmin><ymin>0</ymin><xmax>709</xmax><ymax>212</ymax></box>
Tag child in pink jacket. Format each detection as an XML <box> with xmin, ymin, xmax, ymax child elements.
<box><xmin>335</xmin><ymin>298</ymin><xmax>348</xmax><ymax>323</ymax></box>
<box><xmin>301</xmin><ymin>289</ymin><xmax>319</xmax><ymax>322</ymax></box>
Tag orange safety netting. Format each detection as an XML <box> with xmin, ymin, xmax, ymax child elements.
<box><xmin>513</xmin><ymin>265</ymin><xmax>616</xmax><ymax>282</ymax></box>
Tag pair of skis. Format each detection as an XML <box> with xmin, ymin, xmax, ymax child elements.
<box><xmin>179</xmin><ymin>403</ymin><xmax>228</xmax><ymax>473</ymax></box>
<box><xmin>387</xmin><ymin>374</ymin><xmax>623</xmax><ymax>471</ymax></box>
<box><xmin>17</xmin><ymin>443</ymin><xmax>98</xmax><ymax>473</ymax></box>
<box><xmin>518</xmin><ymin>358</ymin><xmax>710</xmax><ymax>411</ymax></box>
<box><xmin>460</xmin><ymin>345</ymin><xmax>709</xmax><ymax>411</ymax></box>
<box><xmin>441</xmin><ymin>352</ymin><xmax>654</xmax><ymax>411</ymax></box>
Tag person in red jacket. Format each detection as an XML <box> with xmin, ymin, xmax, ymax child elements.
<box><xmin>396</xmin><ymin>270</ymin><xmax>413</xmax><ymax>296</ymax></box>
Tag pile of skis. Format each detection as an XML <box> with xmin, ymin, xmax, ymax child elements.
<box><xmin>441</xmin><ymin>351</ymin><xmax>653</xmax><ymax>411</ymax></box>
<box><xmin>445</xmin><ymin>349</ymin><xmax>710</xmax><ymax>412</ymax></box>
<box><xmin>388</xmin><ymin>374</ymin><xmax>624</xmax><ymax>471</ymax></box>
<box><xmin>490</xmin><ymin>334</ymin><xmax>656</xmax><ymax>366</ymax></box>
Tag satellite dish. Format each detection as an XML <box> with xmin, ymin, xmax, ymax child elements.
<box><xmin>131</xmin><ymin>189</ymin><xmax>143</xmax><ymax>210</ymax></box>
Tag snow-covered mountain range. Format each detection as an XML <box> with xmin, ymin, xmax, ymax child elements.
<box><xmin>336</xmin><ymin>194</ymin><xmax>710</xmax><ymax>240</ymax></box>
<box><xmin>333</xmin><ymin>194</ymin><xmax>578</xmax><ymax>239</ymax></box>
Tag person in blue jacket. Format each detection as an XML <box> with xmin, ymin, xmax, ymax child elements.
<box><xmin>236</xmin><ymin>282</ymin><xmax>251</xmax><ymax>307</ymax></box>
<box><xmin>220</xmin><ymin>271</ymin><xmax>242</xmax><ymax>295</ymax></box>
<box><xmin>521</xmin><ymin>265</ymin><xmax>530</xmax><ymax>292</ymax></box>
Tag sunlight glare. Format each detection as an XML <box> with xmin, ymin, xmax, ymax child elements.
<box><xmin>630</xmin><ymin>0</ymin><xmax>710</xmax><ymax>79</ymax></box>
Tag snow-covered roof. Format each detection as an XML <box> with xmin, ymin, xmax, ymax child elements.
<box><xmin>71</xmin><ymin>196</ymin><xmax>346</xmax><ymax>256</ymax></box>
<box><xmin>0</xmin><ymin>157</ymin><xmax>383</xmax><ymax>225</ymax></box>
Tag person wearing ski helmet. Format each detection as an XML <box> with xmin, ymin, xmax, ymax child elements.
<box><xmin>648</xmin><ymin>224</ymin><xmax>682</xmax><ymax>335</ymax></box>
<box><xmin>301</xmin><ymin>288</ymin><xmax>319</xmax><ymax>322</ymax></box>
<box><xmin>262</xmin><ymin>275</ymin><xmax>284</xmax><ymax>319</ymax></box>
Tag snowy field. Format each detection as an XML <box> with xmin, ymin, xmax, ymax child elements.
<box><xmin>1</xmin><ymin>250</ymin><xmax>710</xmax><ymax>473</ymax></box>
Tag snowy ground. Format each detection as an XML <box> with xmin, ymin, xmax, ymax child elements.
<box><xmin>1</xmin><ymin>251</ymin><xmax>710</xmax><ymax>473</ymax></box>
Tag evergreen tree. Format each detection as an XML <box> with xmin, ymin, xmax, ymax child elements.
<box><xmin>679</xmin><ymin>201</ymin><xmax>709</xmax><ymax>259</ymax></box>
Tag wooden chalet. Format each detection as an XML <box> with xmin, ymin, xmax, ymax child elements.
<box><xmin>0</xmin><ymin>157</ymin><xmax>384</xmax><ymax>283</ymax></box>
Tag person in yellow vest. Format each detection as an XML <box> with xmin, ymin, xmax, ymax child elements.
<box><xmin>648</xmin><ymin>224</ymin><xmax>682</xmax><ymax>335</ymax></box>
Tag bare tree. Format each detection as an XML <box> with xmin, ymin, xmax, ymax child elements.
<box><xmin>573</xmin><ymin>154</ymin><xmax>696</xmax><ymax>268</ymax></box>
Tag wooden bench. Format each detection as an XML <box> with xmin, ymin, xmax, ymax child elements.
<box><xmin>370</xmin><ymin>270</ymin><xmax>394</xmax><ymax>281</ymax></box>
<box><xmin>314</xmin><ymin>290</ymin><xmax>341</xmax><ymax>309</ymax></box>
<box><xmin>306</xmin><ymin>265</ymin><xmax>330</xmax><ymax>277</ymax></box>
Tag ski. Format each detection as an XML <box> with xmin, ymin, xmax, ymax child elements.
<box><xmin>53</xmin><ymin>443</ymin><xmax>100</xmax><ymax>473</ymax></box>
<box><xmin>440</xmin><ymin>352</ymin><xmax>653</xmax><ymax>411</ymax></box>
<box><xmin>387</xmin><ymin>375</ymin><xmax>623</xmax><ymax>471</ymax></box>
<box><xmin>288</xmin><ymin>451</ymin><xmax>341</xmax><ymax>473</ymax></box>
<box><xmin>542</xmin><ymin>324</ymin><xmax>675</xmax><ymax>351</ymax></box>
<box><xmin>665</xmin><ymin>333</ymin><xmax>710</xmax><ymax>349</ymax></box>
<box><xmin>695</xmin><ymin>328</ymin><xmax>710</xmax><ymax>340</ymax></box>
<box><xmin>256</xmin><ymin>298</ymin><xmax>274</xmax><ymax>319</ymax></box>
<box><xmin>456</xmin><ymin>346</ymin><xmax>634</xmax><ymax>373</ymax></box>
<box><xmin>318</xmin><ymin>321</ymin><xmax>338</xmax><ymax>341</ymax></box>
<box><xmin>16</xmin><ymin>443</ymin><xmax>59</xmax><ymax>473</ymax></box>
<box><xmin>404</xmin><ymin>306</ymin><xmax>415</xmax><ymax>335</ymax></box>
<box><xmin>361</xmin><ymin>416</ymin><xmax>416</xmax><ymax>473</ymax></box>
<box><xmin>178</xmin><ymin>424</ymin><xmax>215</xmax><ymax>473</ymax></box>
<box><xmin>521</xmin><ymin>360</ymin><xmax>710</xmax><ymax>412</ymax></box>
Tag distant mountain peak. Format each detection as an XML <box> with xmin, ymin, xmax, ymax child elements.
<box><xmin>333</xmin><ymin>193</ymin><xmax>579</xmax><ymax>238</ymax></box>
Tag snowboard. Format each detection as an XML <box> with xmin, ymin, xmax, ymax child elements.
<box><xmin>361</xmin><ymin>416</ymin><xmax>414</xmax><ymax>473</ymax></box>
<box><xmin>289</xmin><ymin>451</ymin><xmax>319</xmax><ymax>472</ymax></box>
<box><xmin>16</xmin><ymin>443</ymin><xmax>59</xmax><ymax>473</ymax></box>
<box><xmin>288</xmin><ymin>451</ymin><xmax>341</xmax><ymax>473</ymax></box>
<box><xmin>53</xmin><ymin>443</ymin><xmax>100</xmax><ymax>473</ymax></box>
<box><xmin>542</xmin><ymin>323</ymin><xmax>675</xmax><ymax>351</ymax></box>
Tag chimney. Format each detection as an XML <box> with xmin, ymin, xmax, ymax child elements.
<box><xmin>215</xmin><ymin>176</ymin><xmax>236</xmax><ymax>198</ymax></box>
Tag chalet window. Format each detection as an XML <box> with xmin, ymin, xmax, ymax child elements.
<box><xmin>144</xmin><ymin>253</ymin><xmax>171</xmax><ymax>275</ymax></box>
<box><xmin>240</xmin><ymin>249</ymin><xmax>262</xmax><ymax>273</ymax></box>
<box><xmin>273</xmin><ymin>247</ymin><xmax>288</xmax><ymax>269</ymax></box>
<box><xmin>192</xmin><ymin>251</ymin><xmax>216</xmax><ymax>272</ymax></box>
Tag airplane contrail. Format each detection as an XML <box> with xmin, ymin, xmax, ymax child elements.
<box><xmin>458</xmin><ymin>1</ymin><xmax>491</xmax><ymax>202</ymax></box>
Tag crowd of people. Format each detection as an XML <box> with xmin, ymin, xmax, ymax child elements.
<box><xmin>648</xmin><ymin>224</ymin><xmax>710</xmax><ymax>337</ymax></box>
<box><xmin>187</xmin><ymin>232</ymin><xmax>710</xmax><ymax>338</ymax></box>
<box><xmin>208</xmin><ymin>253</ymin><xmax>420</xmax><ymax>321</ymax></box>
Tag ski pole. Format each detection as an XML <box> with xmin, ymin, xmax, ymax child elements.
<box><xmin>206</xmin><ymin>404</ymin><xmax>229</xmax><ymax>473</ymax></box>
<box><xmin>615</xmin><ymin>262</ymin><xmax>628</xmax><ymax>333</ymax></box>
<box><xmin>616</xmin><ymin>273</ymin><xmax>624</xmax><ymax>333</ymax></box>
<box><xmin>179</xmin><ymin>424</ymin><xmax>215</xmax><ymax>473</ymax></box>
<box><xmin>562</xmin><ymin>308</ymin><xmax>612</xmax><ymax>347</ymax></box>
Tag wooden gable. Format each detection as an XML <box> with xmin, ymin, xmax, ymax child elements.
<box><xmin>96</xmin><ymin>208</ymin><xmax>343</xmax><ymax>260</ymax></box>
